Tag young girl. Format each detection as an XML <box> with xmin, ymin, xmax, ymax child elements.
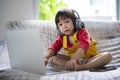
<box><xmin>44</xmin><ymin>8</ymin><xmax>112</xmax><ymax>71</ymax></box>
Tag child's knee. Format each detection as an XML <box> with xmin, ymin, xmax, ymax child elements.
<box><xmin>103</xmin><ymin>52</ymin><xmax>112</xmax><ymax>58</ymax></box>
<box><xmin>102</xmin><ymin>52</ymin><xmax>112</xmax><ymax>62</ymax></box>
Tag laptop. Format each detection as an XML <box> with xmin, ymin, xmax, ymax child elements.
<box><xmin>6</xmin><ymin>29</ymin><xmax>70</xmax><ymax>75</ymax></box>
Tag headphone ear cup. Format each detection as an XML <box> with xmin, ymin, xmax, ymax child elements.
<box><xmin>75</xmin><ymin>18</ymin><xmax>82</xmax><ymax>30</ymax></box>
<box><xmin>56</xmin><ymin>29</ymin><xmax>63</xmax><ymax>36</ymax></box>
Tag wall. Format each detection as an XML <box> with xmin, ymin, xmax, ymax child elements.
<box><xmin>0</xmin><ymin>0</ymin><xmax>39</xmax><ymax>28</ymax></box>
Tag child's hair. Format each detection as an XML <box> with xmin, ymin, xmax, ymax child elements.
<box><xmin>55</xmin><ymin>8</ymin><xmax>84</xmax><ymax>36</ymax></box>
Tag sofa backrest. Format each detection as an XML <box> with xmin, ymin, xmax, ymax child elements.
<box><xmin>84</xmin><ymin>21</ymin><xmax>120</xmax><ymax>41</ymax></box>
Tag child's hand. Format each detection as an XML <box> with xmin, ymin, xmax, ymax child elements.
<box><xmin>44</xmin><ymin>58</ymin><xmax>48</xmax><ymax>66</ymax></box>
<box><xmin>65</xmin><ymin>59</ymin><xmax>76</xmax><ymax>70</ymax></box>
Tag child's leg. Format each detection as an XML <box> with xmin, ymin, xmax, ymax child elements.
<box><xmin>51</xmin><ymin>54</ymin><xmax>70</xmax><ymax>67</ymax></box>
<box><xmin>74</xmin><ymin>52</ymin><xmax>112</xmax><ymax>71</ymax></box>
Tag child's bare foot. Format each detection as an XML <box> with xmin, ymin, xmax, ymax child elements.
<box><xmin>51</xmin><ymin>56</ymin><xmax>68</xmax><ymax>67</ymax></box>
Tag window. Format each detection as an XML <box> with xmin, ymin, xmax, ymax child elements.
<box><xmin>64</xmin><ymin>0</ymin><xmax>116</xmax><ymax>21</ymax></box>
<box><xmin>39</xmin><ymin>0</ymin><xmax>67</xmax><ymax>20</ymax></box>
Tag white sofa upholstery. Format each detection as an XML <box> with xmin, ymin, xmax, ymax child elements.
<box><xmin>0</xmin><ymin>20</ymin><xmax>120</xmax><ymax>80</ymax></box>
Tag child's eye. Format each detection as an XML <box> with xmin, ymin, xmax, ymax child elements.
<box><xmin>66</xmin><ymin>20</ymin><xmax>69</xmax><ymax>23</ymax></box>
<box><xmin>58</xmin><ymin>23</ymin><xmax>62</xmax><ymax>27</ymax></box>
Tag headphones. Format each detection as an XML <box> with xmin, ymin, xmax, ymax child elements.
<box><xmin>57</xmin><ymin>9</ymin><xmax>83</xmax><ymax>36</ymax></box>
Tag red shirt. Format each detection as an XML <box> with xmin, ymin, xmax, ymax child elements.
<box><xmin>48</xmin><ymin>28</ymin><xmax>91</xmax><ymax>55</ymax></box>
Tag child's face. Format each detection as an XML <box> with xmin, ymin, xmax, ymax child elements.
<box><xmin>57</xmin><ymin>17</ymin><xmax>74</xmax><ymax>36</ymax></box>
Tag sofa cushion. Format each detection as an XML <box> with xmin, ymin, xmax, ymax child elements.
<box><xmin>4</xmin><ymin>20</ymin><xmax>120</xmax><ymax>67</ymax></box>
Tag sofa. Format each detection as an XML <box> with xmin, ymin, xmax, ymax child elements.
<box><xmin>0</xmin><ymin>20</ymin><xmax>120</xmax><ymax>80</ymax></box>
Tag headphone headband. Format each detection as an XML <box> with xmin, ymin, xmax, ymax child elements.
<box><xmin>72</xmin><ymin>9</ymin><xmax>80</xmax><ymax>19</ymax></box>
